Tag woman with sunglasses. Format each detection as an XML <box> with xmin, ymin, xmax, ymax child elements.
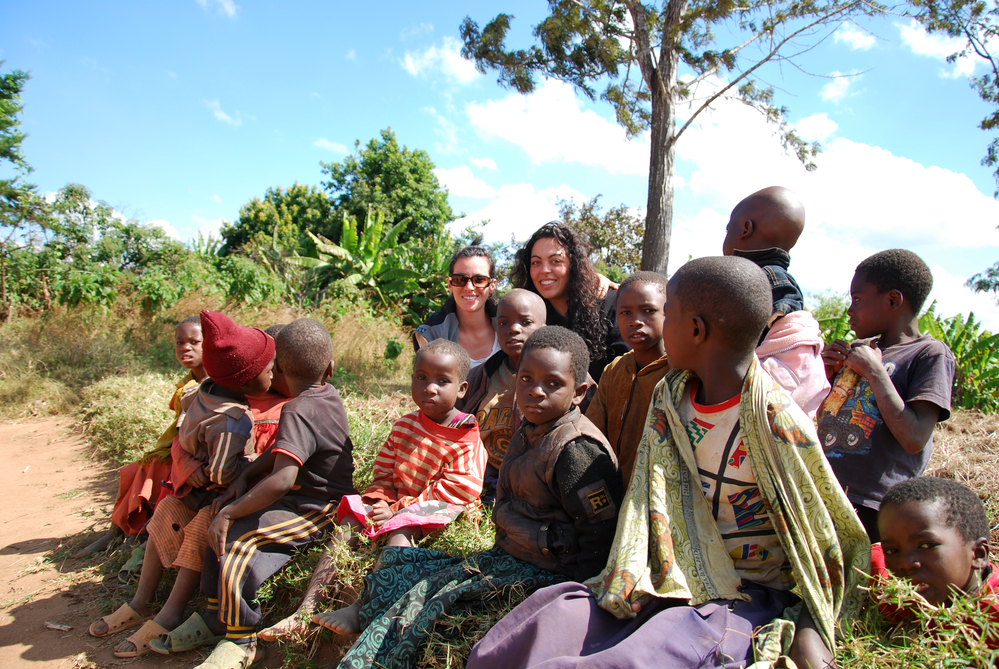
<box><xmin>512</xmin><ymin>222</ymin><xmax>627</xmax><ymax>382</ymax></box>
<box><xmin>413</xmin><ymin>245</ymin><xmax>500</xmax><ymax>368</ymax></box>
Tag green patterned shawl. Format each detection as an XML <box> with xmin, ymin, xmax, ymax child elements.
<box><xmin>588</xmin><ymin>357</ymin><xmax>870</xmax><ymax>653</ymax></box>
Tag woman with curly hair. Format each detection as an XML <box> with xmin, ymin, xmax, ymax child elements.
<box><xmin>512</xmin><ymin>222</ymin><xmax>627</xmax><ymax>381</ymax></box>
<box><xmin>413</xmin><ymin>244</ymin><xmax>500</xmax><ymax>368</ymax></box>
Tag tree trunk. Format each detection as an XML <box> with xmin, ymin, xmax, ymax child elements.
<box><xmin>638</xmin><ymin>0</ymin><xmax>685</xmax><ymax>276</ymax></box>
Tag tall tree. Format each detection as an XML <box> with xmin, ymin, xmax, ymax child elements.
<box><xmin>321</xmin><ymin>128</ymin><xmax>454</xmax><ymax>243</ymax></box>
<box><xmin>557</xmin><ymin>195</ymin><xmax>644</xmax><ymax>275</ymax></box>
<box><xmin>0</xmin><ymin>64</ymin><xmax>50</xmax><ymax>246</ymax></box>
<box><xmin>461</xmin><ymin>1</ymin><xmax>880</xmax><ymax>273</ymax></box>
<box><xmin>219</xmin><ymin>182</ymin><xmax>335</xmax><ymax>256</ymax></box>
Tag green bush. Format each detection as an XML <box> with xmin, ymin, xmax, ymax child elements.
<box><xmin>78</xmin><ymin>372</ymin><xmax>177</xmax><ymax>464</ymax></box>
<box><xmin>919</xmin><ymin>304</ymin><xmax>999</xmax><ymax>413</ymax></box>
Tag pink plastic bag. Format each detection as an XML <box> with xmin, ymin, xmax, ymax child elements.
<box><xmin>336</xmin><ymin>494</ymin><xmax>465</xmax><ymax>539</ymax></box>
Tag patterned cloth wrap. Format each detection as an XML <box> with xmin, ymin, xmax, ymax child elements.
<box><xmin>338</xmin><ymin>546</ymin><xmax>564</xmax><ymax>669</ymax></box>
<box><xmin>589</xmin><ymin>357</ymin><xmax>871</xmax><ymax>662</ymax></box>
<box><xmin>336</xmin><ymin>495</ymin><xmax>466</xmax><ymax>540</ymax></box>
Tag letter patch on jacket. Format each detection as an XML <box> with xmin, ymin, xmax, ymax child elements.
<box><xmin>577</xmin><ymin>480</ymin><xmax>617</xmax><ymax>522</ymax></box>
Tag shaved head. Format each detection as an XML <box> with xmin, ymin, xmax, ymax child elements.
<box><xmin>723</xmin><ymin>186</ymin><xmax>805</xmax><ymax>255</ymax></box>
<box><xmin>499</xmin><ymin>288</ymin><xmax>547</xmax><ymax>320</ymax></box>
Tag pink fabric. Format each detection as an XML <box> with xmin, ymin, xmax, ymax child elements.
<box><xmin>756</xmin><ymin>310</ymin><xmax>830</xmax><ymax>418</ymax></box>
<box><xmin>336</xmin><ymin>494</ymin><xmax>465</xmax><ymax>539</ymax></box>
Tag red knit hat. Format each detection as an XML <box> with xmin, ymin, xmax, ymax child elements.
<box><xmin>199</xmin><ymin>310</ymin><xmax>275</xmax><ymax>388</ymax></box>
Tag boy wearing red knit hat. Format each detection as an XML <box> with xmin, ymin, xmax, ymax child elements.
<box><xmin>89</xmin><ymin>310</ymin><xmax>278</xmax><ymax>658</ymax></box>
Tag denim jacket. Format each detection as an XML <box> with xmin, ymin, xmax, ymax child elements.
<box><xmin>733</xmin><ymin>247</ymin><xmax>804</xmax><ymax>317</ymax></box>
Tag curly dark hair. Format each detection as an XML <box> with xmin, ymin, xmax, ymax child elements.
<box><xmin>522</xmin><ymin>326</ymin><xmax>590</xmax><ymax>386</ymax></box>
<box><xmin>855</xmin><ymin>249</ymin><xmax>934</xmax><ymax>314</ymax></box>
<box><xmin>415</xmin><ymin>338</ymin><xmax>472</xmax><ymax>383</ymax></box>
<box><xmin>881</xmin><ymin>476</ymin><xmax>989</xmax><ymax>543</ymax></box>
<box><xmin>512</xmin><ymin>222</ymin><xmax>608</xmax><ymax>362</ymax></box>
<box><xmin>276</xmin><ymin>318</ymin><xmax>335</xmax><ymax>382</ymax></box>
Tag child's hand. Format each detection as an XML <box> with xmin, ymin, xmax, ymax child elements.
<box><xmin>188</xmin><ymin>466</ymin><xmax>210</xmax><ymax>488</ymax></box>
<box><xmin>630</xmin><ymin>593</ymin><xmax>652</xmax><ymax>613</ymax></box>
<box><xmin>208</xmin><ymin>511</ymin><xmax>231</xmax><ymax>558</ymax></box>
<box><xmin>844</xmin><ymin>342</ymin><xmax>884</xmax><ymax>380</ymax></box>
<box><xmin>211</xmin><ymin>476</ymin><xmax>247</xmax><ymax>516</ymax></box>
<box><xmin>367</xmin><ymin>501</ymin><xmax>393</xmax><ymax>527</ymax></box>
<box><xmin>821</xmin><ymin>340</ymin><xmax>851</xmax><ymax>380</ymax></box>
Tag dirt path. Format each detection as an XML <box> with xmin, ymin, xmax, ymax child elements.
<box><xmin>0</xmin><ymin>419</ymin><xmax>334</xmax><ymax>669</ymax></box>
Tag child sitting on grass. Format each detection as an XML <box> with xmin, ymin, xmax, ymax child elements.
<box><xmin>259</xmin><ymin>338</ymin><xmax>486</xmax><ymax>641</ymax></box>
<box><xmin>722</xmin><ymin>186</ymin><xmax>829</xmax><ymax>417</ymax></box>
<box><xmin>586</xmin><ymin>271</ymin><xmax>669</xmax><ymax>488</ymax></box>
<box><xmin>193</xmin><ymin>317</ymin><xmax>357</xmax><ymax>669</ymax></box>
<box><xmin>314</xmin><ymin>326</ymin><xmax>624</xmax><ymax>669</ymax></box>
<box><xmin>819</xmin><ymin>249</ymin><xmax>957</xmax><ymax>542</ymax></box>
<box><xmin>873</xmin><ymin>476</ymin><xmax>996</xmax><ymax>630</ymax></box>
<box><xmin>467</xmin><ymin>257</ymin><xmax>870</xmax><ymax>669</ymax></box>
<box><xmin>456</xmin><ymin>288</ymin><xmax>547</xmax><ymax>504</ymax></box>
<box><xmin>76</xmin><ymin>315</ymin><xmax>207</xmax><ymax>560</ymax></box>
<box><xmin>87</xmin><ymin>310</ymin><xmax>276</xmax><ymax>658</ymax></box>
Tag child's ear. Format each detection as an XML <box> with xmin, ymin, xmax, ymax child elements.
<box><xmin>691</xmin><ymin>315</ymin><xmax>707</xmax><ymax>345</ymax></box>
<box><xmin>322</xmin><ymin>360</ymin><xmax>334</xmax><ymax>382</ymax></box>
<box><xmin>274</xmin><ymin>359</ymin><xmax>284</xmax><ymax>374</ymax></box>
<box><xmin>457</xmin><ymin>380</ymin><xmax>469</xmax><ymax>399</ymax></box>
<box><xmin>887</xmin><ymin>289</ymin><xmax>905</xmax><ymax>311</ymax></box>
<box><xmin>738</xmin><ymin>218</ymin><xmax>755</xmax><ymax>240</ymax></box>
<box><xmin>972</xmin><ymin>537</ymin><xmax>990</xmax><ymax>570</ymax></box>
<box><xmin>571</xmin><ymin>380</ymin><xmax>589</xmax><ymax>406</ymax></box>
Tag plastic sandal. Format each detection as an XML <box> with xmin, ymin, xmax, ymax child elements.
<box><xmin>114</xmin><ymin>619</ymin><xmax>169</xmax><ymax>658</ymax></box>
<box><xmin>149</xmin><ymin>612</ymin><xmax>225</xmax><ymax>655</ymax></box>
<box><xmin>194</xmin><ymin>639</ymin><xmax>265</xmax><ymax>669</ymax></box>
<box><xmin>117</xmin><ymin>545</ymin><xmax>145</xmax><ymax>584</ymax></box>
<box><xmin>87</xmin><ymin>602</ymin><xmax>148</xmax><ymax>638</ymax></box>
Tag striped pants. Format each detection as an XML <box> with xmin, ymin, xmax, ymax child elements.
<box><xmin>201</xmin><ymin>496</ymin><xmax>337</xmax><ymax>630</ymax></box>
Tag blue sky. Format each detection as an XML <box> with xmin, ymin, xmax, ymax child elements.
<box><xmin>2</xmin><ymin>1</ymin><xmax>998</xmax><ymax>327</ymax></box>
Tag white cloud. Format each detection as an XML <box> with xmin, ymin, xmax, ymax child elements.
<box><xmin>468</xmin><ymin>80</ymin><xmax>650</xmax><ymax>175</ymax></box>
<box><xmin>663</xmin><ymin>84</ymin><xmax>999</xmax><ymax>329</ymax></box>
<box><xmin>345</xmin><ymin>49</ymin><xmax>357</xmax><ymax>61</ymax></box>
<box><xmin>400</xmin><ymin>36</ymin><xmax>480</xmax><ymax>85</ymax></box>
<box><xmin>209</xmin><ymin>194</ymin><xmax>222</xmax><ymax>204</ymax></box>
<box><xmin>147</xmin><ymin>219</ymin><xmax>181</xmax><ymax>240</ymax></box>
<box><xmin>423</xmin><ymin>107</ymin><xmax>459</xmax><ymax>154</ymax></box>
<box><xmin>897</xmin><ymin>19</ymin><xmax>977</xmax><ymax>78</ymax></box>
<box><xmin>452</xmin><ymin>183</ymin><xmax>588</xmax><ymax>243</ymax></box>
<box><xmin>196</xmin><ymin>0</ymin><xmax>237</xmax><ymax>19</ymax></box>
<box><xmin>820</xmin><ymin>71</ymin><xmax>859</xmax><ymax>102</ymax></box>
<box><xmin>470</xmin><ymin>157</ymin><xmax>498</xmax><ymax>171</ymax></box>
<box><xmin>928</xmin><ymin>265</ymin><xmax>999</xmax><ymax>331</ymax></box>
<box><xmin>795</xmin><ymin>113</ymin><xmax>839</xmax><ymax>143</ymax></box>
<box><xmin>204</xmin><ymin>99</ymin><xmax>241</xmax><ymax>126</ymax></box>
<box><xmin>400</xmin><ymin>23</ymin><xmax>434</xmax><ymax>41</ymax></box>
<box><xmin>314</xmin><ymin>138</ymin><xmax>348</xmax><ymax>154</ymax></box>
<box><xmin>190</xmin><ymin>214</ymin><xmax>226</xmax><ymax>239</ymax></box>
<box><xmin>434</xmin><ymin>165</ymin><xmax>496</xmax><ymax>199</ymax></box>
<box><xmin>834</xmin><ymin>23</ymin><xmax>876</xmax><ymax>50</ymax></box>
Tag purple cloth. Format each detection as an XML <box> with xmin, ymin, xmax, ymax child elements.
<box><xmin>467</xmin><ymin>581</ymin><xmax>798</xmax><ymax>669</ymax></box>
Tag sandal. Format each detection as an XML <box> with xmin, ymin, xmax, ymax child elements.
<box><xmin>114</xmin><ymin>619</ymin><xmax>169</xmax><ymax>658</ymax></box>
<box><xmin>149</xmin><ymin>612</ymin><xmax>225</xmax><ymax>655</ymax></box>
<box><xmin>87</xmin><ymin>602</ymin><xmax>148</xmax><ymax>638</ymax></box>
<box><xmin>194</xmin><ymin>639</ymin><xmax>265</xmax><ymax>669</ymax></box>
<box><xmin>117</xmin><ymin>545</ymin><xmax>145</xmax><ymax>584</ymax></box>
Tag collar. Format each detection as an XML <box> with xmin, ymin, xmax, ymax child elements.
<box><xmin>523</xmin><ymin>407</ymin><xmax>580</xmax><ymax>443</ymax></box>
<box><xmin>732</xmin><ymin>247</ymin><xmax>791</xmax><ymax>270</ymax></box>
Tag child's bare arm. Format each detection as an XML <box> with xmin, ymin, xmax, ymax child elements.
<box><xmin>788</xmin><ymin>604</ymin><xmax>835</xmax><ymax>668</ymax></box>
<box><xmin>207</xmin><ymin>453</ymin><xmax>300</xmax><ymax>557</ymax></box>
<box><xmin>210</xmin><ymin>449</ymin><xmax>277</xmax><ymax>515</ymax></box>
<box><xmin>821</xmin><ymin>340</ymin><xmax>851</xmax><ymax>381</ymax></box>
<box><xmin>844</xmin><ymin>346</ymin><xmax>940</xmax><ymax>454</ymax></box>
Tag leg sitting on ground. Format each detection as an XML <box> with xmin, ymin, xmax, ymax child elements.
<box><xmin>312</xmin><ymin>602</ymin><xmax>361</xmax><ymax>636</ymax></box>
<box><xmin>113</xmin><ymin>566</ymin><xmax>202</xmax><ymax>654</ymax></box>
<box><xmin>89</xmin><ymin>538</ymin><xmax>166</xmax><ymax>636</ymax></box>
<box><xmin>75</xmin><ymin>524</ymin><xmax>124</xmax><ymax>558</ymax></box>
<box><xmin>258</xmin><ymin>521</ymin><xmax>358</xmax><ymax>641</ymax></box>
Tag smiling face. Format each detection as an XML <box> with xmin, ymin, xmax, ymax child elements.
<box><xmin>878</xmin><ymin>499</ymin><xmax>988</xmax><ymax>606</ymax></box>
<box><xmin>516</xmin><ymin>346</ymin><xmax>586</xmax><ymax>425</ymax></box>
<box><xmin>848</xmin><ymin>272</ymin><xmax>895</xmax><ymax>340</ymax></box>
<box><xmin>449</xmin><ymin>256</ymin><xmax>495</xmax><ymax>314</ymax></box>
<box><xmin>529</xmin><ymin>237</ymin><xmax>570</xmax><ymax>305</ymax></box>
<box><xmin>175</xmin><ymin>322</ymin><xmax>205</xmax><ymax>374</ymax></box>
<box><xmin>617</xmin><ymin>281</ymin><xmax>667</xmax><ymax>363</ymax></box>
<box><xmin>412</xmin><ymin>349</ymin><xmax>468</xmax><ymax>424</ymax></box>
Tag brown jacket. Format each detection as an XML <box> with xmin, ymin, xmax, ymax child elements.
<box><xmin>585</xmin><ymin>351</ymin><xmax>669</xmax><ymax>487</ymax></box>
<box><xmin>493</xmin><ymin>408</ymin><xmax>620</xmax><ymax>579</ymax></box>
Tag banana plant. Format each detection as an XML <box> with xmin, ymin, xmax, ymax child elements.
<box><xmin>919</xmin><ymin>302</ymin><xmax>999</xmax><ymax>412</ymax></box>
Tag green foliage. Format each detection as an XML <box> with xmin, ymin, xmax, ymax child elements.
<box><xmin>557</xmin><ymin>195</ymin><xmax>644</xmax><ymax>275</ymax></box>
<box><xmin>78</xmin><ymin>372</ymin><xmax>177</xmax><ymax>464</ymax></box>
<box><xmin>919</xmin><ymin>303</ymin><xmax>999</xmax><ymax>412</ymax></box>
<box><xmin>461</xmin><ymin>1</ymin><xmax>882</xmax><ymax>272</ymax></box>
<box><xmin>809</xmin><ymin>291</ymin><xmax>855</xmax><ymax>345</ymax></box>
<box><xmin>220</xmin><ymin>182</ymin><xmax>335</xmax><ymax>256</ymax></box>
<box><xmin>967</xmin><ymin>259</ymin><xmax>999</xmax><ymax>302</ymax></box>
<box><xmin>321</xmin><ymin>128</ymin><xmax>454</xmax><ymax>244</ymax></box>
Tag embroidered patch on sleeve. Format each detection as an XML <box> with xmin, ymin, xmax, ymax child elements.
<box><xmin>577</xmin><ymin>480</ymin><xmax>617</xmax><ymax>523</ymax></box>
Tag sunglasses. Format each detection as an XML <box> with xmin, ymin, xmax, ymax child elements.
<box><xmin>449</xmin><ymin>273</ymin><xmax>492</xmax><ymax>288</ymax></box>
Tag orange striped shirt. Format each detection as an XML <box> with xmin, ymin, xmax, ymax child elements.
<box><xmin>363</xmin><ymin>410</ymin><xmax>486</xmax><ymax>513</ymax></box>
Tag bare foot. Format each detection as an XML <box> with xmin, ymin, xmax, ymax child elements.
<box><xmin>259</xmin><ymin>608</ymin><xmax>313</xmax><ymax>642</ymax></box>
<box><xmin>312</xmin><ymin>603</ymin><xmax>361</xmax><ymax>636</ymax></box>
<box><xmin>113</xmin><ymin>638</ymin><xmax>139</xmax><ymax>655</ymax></box>
<box><xmin>75</xmin><ymin>526</ymin><xmax>122</xmax><ymax>558</ymax></box>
